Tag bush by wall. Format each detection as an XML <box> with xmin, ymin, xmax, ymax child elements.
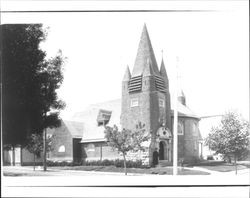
<box><xmin>45</xmin><ymin>159</ymin><xmax>148</xmax><ymax>168</ymax></box>
<box><xmin>83</xmin><ymin>159</ymin><xmax>147</xmax><ymax>168</ymax></box>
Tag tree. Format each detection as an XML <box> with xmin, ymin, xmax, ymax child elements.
<box><xmin>2</xmin><ymin>24</ymin><xmax>65</xmax><ymax>163</ymax></box>
<box><xmin>205</xmin><ymin>111</ymin><xmax>250</xmax><ymax>174</ymax></box>
<box><xmin>104</xmin><ymin>122</ymin><xmax>150</xmax><ymax>175</ymax></box>
<box><xmin>25</xmin><ymin>133</ymin><xmax>54</xmax><ymax>171</ymax></box>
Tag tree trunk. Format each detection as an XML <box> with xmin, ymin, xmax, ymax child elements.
<box><xmin>33</xmin><ymin>153</ymin><xmax>36</xmax><ymax>171</ymax></box>
<box><xmin>12</xmin><ymin>145</ymin><xmax>15</xmax><ymax>166</ymax></box>
<box><xmin>43</xmin><ymin>128</ymin><xmax>47</xmax><ymax>171</ymax></box>
<box><xmin>234</xmin><ymin>154</ymin><xmax>237</xmax><ymax>175</ymax></box>
<box><xmin>123</xmin><ymin>153</ymin><xmax>127</xmax><ymax>175</ymax></box>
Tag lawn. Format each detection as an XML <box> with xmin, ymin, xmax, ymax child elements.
<box><xmin>4</xmin><ymin>160</ymin><xmax>249</xmax><ymax>176</ymax></box>
<box><xmin>3</xmin><ymin>165</ymin><xmax>210</xmax><ymax>176</ymax></box>
<box><xmin>191</xmin><ymin>160</ymin><xmax>250</xmax><ymax>172</ymax></box>
<box><xmin>49</xmin><ymin>165</ymin><xmax>210</xmax><ymax>175</ymax></box>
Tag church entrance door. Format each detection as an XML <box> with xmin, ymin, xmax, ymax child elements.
<box><xmin>159</xmin><ymin>141</ymin><xmax>164</xmax><ymax>160</ymax></box>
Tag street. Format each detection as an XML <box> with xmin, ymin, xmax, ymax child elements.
<box><xmin>2</xmin><ymin>166</ymin><xmax>249</xmax><ymax>197</ymax></box>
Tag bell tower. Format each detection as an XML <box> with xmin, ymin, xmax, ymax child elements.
<box><xmin>121</xmin><ymin>24</ymin><xmax>172</xmax><ymax>165</ymax></box>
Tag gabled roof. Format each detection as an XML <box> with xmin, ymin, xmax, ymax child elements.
<box><xmin>71</xmin><ymin>98</ymin><xmax>199</xmax><ymax>143</ymax></box>
<box><xmin>170</xmin><ymin>102</ymin><xmax>200</xmax><ymax>119</ymax></box>
<box><xmin>71</xmin><ymin>99</ymin><xmax>121</xmax><ymax>142</ymax></box>
<box><xmin>64</xmin><ymin>121</ymin><xmax>84</xmax><ymax>137</ymax></box>
<box><xmin>132</xmin><ymin>24</ymin><xmax>160</xmax><ymax>77</ymax></box>
<box><xmin>47</xmin><ymin>120</ymin><xmax>84</xmax><ymax>138</ymax></box>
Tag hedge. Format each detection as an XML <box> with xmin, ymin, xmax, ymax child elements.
<box><xmin>46</xmin><ymin>159</ymin><xmax>148</xmax><ymax>168</ymax></box>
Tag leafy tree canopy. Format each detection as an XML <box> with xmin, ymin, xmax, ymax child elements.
<box><xmin>104</xmin><ymin>122</ymin><xmax>150</xmax><ymax>175</ymax></box>
<box><xmin>2</xmin><ymin>24</ymin><xmax>66</xmax><ymax>146</ymax></box>
<box><xmin>25</xmin><ymin>133</ymin><xmax>54</xmax><ymax>157</ymax></box>
<box><xmin>25</xmin><ymin>133</ymin><xmax>54</xmax><ymax>170</ymax></box>
<box><xmin>205</xmin><ymin>111</ymin><xmax>250</xmax><ymax>160</ymax></box>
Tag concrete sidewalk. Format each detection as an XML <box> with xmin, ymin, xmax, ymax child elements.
<box><xmin>189</xmin><ymin>166</ymin><xmax>250</xmax><ymax>176</ymax></box>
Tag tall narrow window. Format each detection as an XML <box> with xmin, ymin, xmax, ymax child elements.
<box><xmin>159</xmin><ymin>98</ymin><xmax>165</xmax><ymax>108</ymax></box>
<box><xmin>192</xmin><ymin>123</ymin><xmax>197</xmax><ymax>133</ymax></box>
<box><xmin>178</xmin><ymin>121</ymin><xmax>184</xmax><ymax>135</ymax></box>
<box><xmin>130</xmin><ymin>98</ymin><xmax>139</xmax><ymax>107</ymax></box>
<box><xmin>194</xmin><ymin>141</ymin><xmax>197</xmax><ymax>150</ymax></box>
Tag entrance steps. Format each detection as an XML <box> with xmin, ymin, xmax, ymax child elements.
<box><xmin>158</xmin><ymin>160</ymin><xmax>172</xmax><ymax>167</ymax></box>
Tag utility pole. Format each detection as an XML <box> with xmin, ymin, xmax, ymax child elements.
<box><xmin>173</xmin><ymin>56</ymin><xmax>179</xmax><ymax>175</ymax></box>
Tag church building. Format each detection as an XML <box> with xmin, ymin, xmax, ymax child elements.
<box><xmin>47</xmin><ymin>24</ymin><xmax>202</xmax><ymax>166</ymax></box>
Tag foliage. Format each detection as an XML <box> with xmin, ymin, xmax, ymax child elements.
<box><xmin>205</xmin><ymin>111</ymin><xmax>250</xmax><ymax>173</ymax></box>
<box><xmin>46</xmin><ymin>159</ymin><xmax>147</xmax><ymax>168</ymax></box>
<box><xmin>25</xmin><ymin>133</ymin><xmax>54</xmax><ymax>170</ymax></box>
<box><xmin>83</xmin><ymin>159</ymin><xmax>146</xmax><ymax>168</ymax></box>
<box><xmin>25</xmin><ymin>133</ymin><xmax>54</xmax><ymax>156</ymax></box>
<box><xmin>104</xmin><ymin>122</ymin><xmax>150</xmax><ymax>175</ymax></box>
<box><xmin>104</xmin><ymin>123</ymin><xmax>150</xmax><ymax>155</ymax></box>
<box><xmin>2</xmin><ymin>24</ymin><xmax>65</xmax><ymax>146</ymax></box>
<box><xmin>47</xmin><ymin>160</ymin><xmax>74</xmax><ymax>167</ymax></box>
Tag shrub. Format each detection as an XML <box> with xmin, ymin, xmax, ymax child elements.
<box><xmin>46</xmin><ymin>159</ymin><xmax>147</xmax><ymax>168</ymax></box>
<box><xmin>83</xmin><ymin>159</ymin><xmax>146</xmax><ymax>168</ymax></box>
<box><xmin>207</xmin><ymin>155</ymin><xmax>214</xmax><ymax>160</ymax></box>
<box><xmin>47</xmin><ymin>160</ymin><xmax>73</xmax><ymax>167</ymax></box>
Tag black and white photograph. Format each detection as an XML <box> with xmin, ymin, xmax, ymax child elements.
<box><xmin>1</xmin><ymin>0</ymin><xmax>249</xmax><ymax>197</ymax></box>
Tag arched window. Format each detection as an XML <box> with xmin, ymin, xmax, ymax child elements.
<box><xmin>58</xmin><ymin>145</ymin><xmax>65</xmax><ymax>153</ymax></box>
<box><xmin>178</xmin><ymin>121</ymin><xmax>184</xmax><ymax>135</ymax></box>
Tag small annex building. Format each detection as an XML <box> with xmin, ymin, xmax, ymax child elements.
<box><xmin>47</xmin><ymin>120</ymin><xmax>84</xmax><ymax>162</ymax></box>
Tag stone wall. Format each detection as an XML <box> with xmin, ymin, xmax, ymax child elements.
<box><xmin>182</xmin><ymin>117</ymin><xmax>200</xmax><ymax>162</ymax></box>
<box><xmin>170</xmin><ymin>116</ymin><xmax>201</xmax><ymax>162</ymax></box>
<box><xmin>126</xmin><ymin>149</ymin><xmax>150</xmax><ymax>165</ymax></box>
<box><xmin>47</xmin><ymin>123</ymin><xmax>73</xmax><ymax>162</ymax></box>
<box><xmin>81</xmin><ymin>142</ymin><xmax>121</xmax><ymax>161</ymax></box>
<box><xmin>21</xmin><ymin>148</ymin><xmax>43</xmax><ymax>165</ymax></box>
<box><xmin>81</xmin><ymin>142</ymin><xmax>150</xmax><ymax>165</ymax></box>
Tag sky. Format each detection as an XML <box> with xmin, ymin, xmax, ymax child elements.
<box><xmin>2</xmin><ymin>1</ymin><xmax>249</xmax><ymax>121</ymax></box>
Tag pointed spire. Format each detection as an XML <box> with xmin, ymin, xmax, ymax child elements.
<box><xmin>178</xmin><ymin>89</ymin><xmax>186</xmax><ymax>106</ymax></box>
<box><xmin>131</xmin><ymin>24</ymin><xmax>160</xmax><ymax>77</ymax></box>
<box><xmin>178</xmin><ymin>89</ymin><xmax>185</xmax><ymax>97</ymax></box>
<box><xmin>160</xmin><ymin>57</ymin><xmax>168</xmax><ymax>79</ymax></box>
<box><xmin>122</xmin><ymin>65</ymin><xmax>131</xmax><ymax>81</ymax></box>
<box><xmin>143</xmin><ymin>58</ymin><xmax>154</xmax><ymax>77</ymax></box>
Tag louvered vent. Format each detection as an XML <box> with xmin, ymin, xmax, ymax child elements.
<box><xmin>97</xmin><ymin>109</ymin><xmax>112</xmax><ymax>126</ymax></box>
<box><xmin>129</xmin><ymin>75</ymin><xmax>142</xmax><ymax>93</ymax></box>
<box><xmin>155</xmin><ymin>75</ymin><xmax>166</xmax><ymax>92</ymax></box>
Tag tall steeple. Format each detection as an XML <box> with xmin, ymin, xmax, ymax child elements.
<box><xmin>121</xmin><ymin>24</ymin><xmax>172</xmax><ymax>166</ymax></box>
<box><xmin>131</xmin><ymin>24</ymin><xmax>160</xmax><ymax>77</ymax></box>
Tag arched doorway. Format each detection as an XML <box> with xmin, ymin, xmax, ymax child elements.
<box><xmin>159</xmin><ymin>141</ymin><xmax>165</xmax><ymax>160</ymax></box>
